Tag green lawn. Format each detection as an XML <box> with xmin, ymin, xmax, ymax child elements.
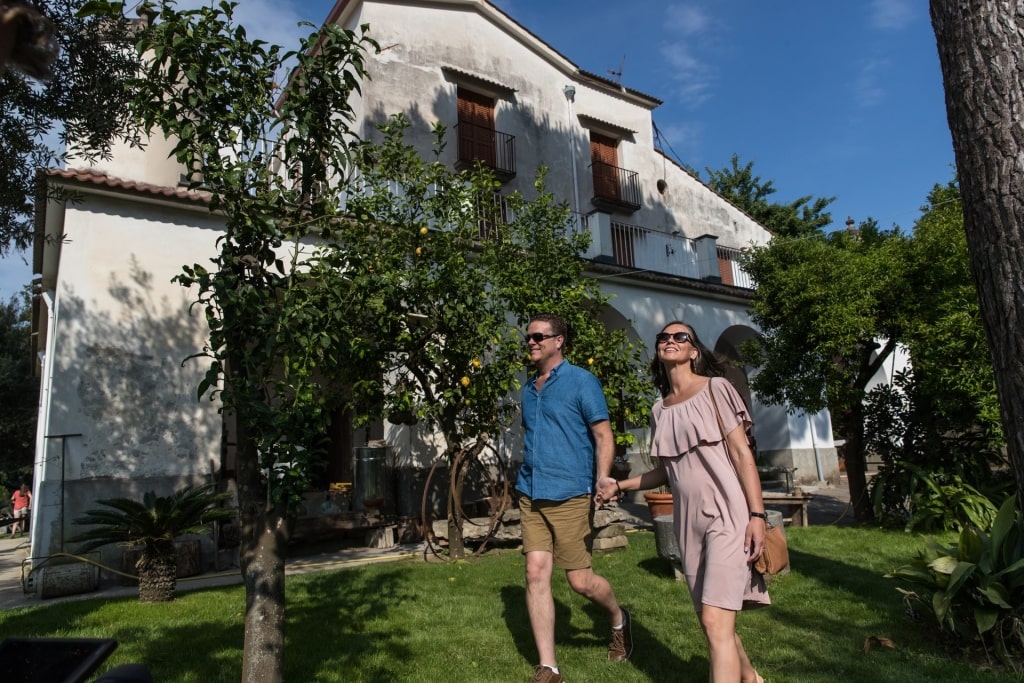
<box><xmin>0</xmin><ymin>526</ymin><xmax>1016</xmax><ymax>682</ymax></box>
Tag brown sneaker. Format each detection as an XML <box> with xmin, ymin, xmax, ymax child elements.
<box><xmin>608</xmin><ymin>607</ymin><xmax>633</xmax><ymax>661</ymax></box>
<box><xmin>529</xmin><ymin>665</ymin><xmax>564</xmax><ymax>683</ymax></box>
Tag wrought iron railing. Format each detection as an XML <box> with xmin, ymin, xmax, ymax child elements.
<box><xmin>455</xmin><ymin>121</ymin><xmax>516</xmax><ymax>180</ymax></box>
<box><xmin>591</xmin><ymin>160</ymin><xmax>641</xmax><ymax>210</ymax></box>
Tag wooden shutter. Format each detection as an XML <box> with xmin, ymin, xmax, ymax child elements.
<box><xmin>590</xmin><ymin>133</ymin><xmax>620</xmax><ymax>200</ymax></box>
<box><xmin>457</xmin><ymin>87</ymin><xmax>496</xmax><ymax>167</ymax></box>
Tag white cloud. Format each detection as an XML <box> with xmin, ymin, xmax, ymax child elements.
<box><xmin>665</xmin><ymin>4</ymin><xmax>711</xmax><ymax>36</ymax></box>
<box><xmin>659</xmin><ymin>42</ymin><xmax>713</xmax><ymax>107</ymax></box>
<box><xmin>870</xmin><ymin>0</ymin><xmax>915</xmax><ymax>30</ymax></box>
<box><xmin>854</xmin><ymin>58</ymin><xmax>889</xmax><ymax>107</ymax></box>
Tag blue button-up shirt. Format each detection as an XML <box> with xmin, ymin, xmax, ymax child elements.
<box><xmin>516</xmin><ymin>360</ymin><xmax>609</xmax><ymax>502</ymax></box>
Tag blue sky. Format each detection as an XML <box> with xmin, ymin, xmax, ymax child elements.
<box><xmin>0</xmin><ymin>0</ymin><xmax>953</xmax><ymax>299</ymax></box>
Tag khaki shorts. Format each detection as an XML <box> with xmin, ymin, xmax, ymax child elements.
<box><xmin>519</xmin><ymin>494</ymin><xmax>594</xmax><ymax>570</ymax></box>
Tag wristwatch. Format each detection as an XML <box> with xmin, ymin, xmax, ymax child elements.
<box><xmin>749</xmin><ymin>511</ymin><xmax>768</xmax><ymax>520</ymax></box>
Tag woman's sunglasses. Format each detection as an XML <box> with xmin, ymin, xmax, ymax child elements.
<box><xmin>655</xmin><ymin>331</ymin><xmax>692</xmax><ymax>345</ymax></box>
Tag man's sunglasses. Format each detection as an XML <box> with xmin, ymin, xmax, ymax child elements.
<box><xmin>655</xmin><ymin>331</ymin><xmax>692</xmax><ymax>345</ymax></box>
<box><xmin>524</xmin><ymin>332</ymin><xmax>559</xmax><ymax>344</ymax></box>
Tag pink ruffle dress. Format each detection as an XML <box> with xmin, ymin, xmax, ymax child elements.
<box><xmin>651</xmin><ymin>378</ymin><xmax>770</xmax><ymax>612</ymax></box>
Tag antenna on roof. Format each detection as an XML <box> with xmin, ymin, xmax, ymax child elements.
<box><xmin>608</xmin><ymin>55</ymin><xmax>625</xmax><ymax>84</ymax></box>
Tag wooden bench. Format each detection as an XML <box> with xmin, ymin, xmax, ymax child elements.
<box><xmin>757</xmin><ymin>466</ymin><xmax>797</xmax><ymax>493</ymax></box>
<box><xmin>761</xmin><ymin>491</ymin><xmax>814</xmax><ymax>527</ymax></box>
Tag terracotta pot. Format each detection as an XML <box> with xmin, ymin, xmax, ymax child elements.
<box><xmin>643</xmin><ymin>491</ymin><xmax>674</xmax><ymax>521</ymax></box>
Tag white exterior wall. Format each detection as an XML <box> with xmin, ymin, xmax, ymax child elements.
<box><xmin>31</xmin><ymin>192</ymin><xmax>224</xmax><ymax>559</ymax></box>
<box><xmin>349</xmin><ymin>1</ymin><xmax>765</xmax><ymax>250</ymax></box>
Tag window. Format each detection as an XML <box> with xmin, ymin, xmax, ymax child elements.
<box><xmin>590</xmin><ymin>132</ymin><xmax>621</xmax><ymax>202</ymax></box>
<box><xmin>457</xmin><ymin>87</ymin><xmax>497</xmax><ymax>169</ymax></box>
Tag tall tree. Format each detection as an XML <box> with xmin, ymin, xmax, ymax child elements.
<box><xmin>0</xmin><ymin>291</ymin><xmax>37</xmax><ymax>483</ymax></box>
<box><xmin>930</xmin><ymin>1</ymin><xmax>1024</xmax><ymax>505</ymax></box>
<box><xmin>104</xmin><ymin>3</ymin><xmax>380</xmax><ymax>678</ymax></box>
<box><xmin>864</xmin><ymin>181</ymin><xmax>1007</xmax><ymax>525</ymax></box>
<box><xmin>1</xmin><ymin>0</ymin><xmax>139</xmax><ymax>255</ymax></box>
<box><xmin>740</xmin><ymin>223</ymin><xmax>912</xmax><ymax>521</ymax></box>
<box><xmin>704</xmin><ymin>154</ymin><xmax>834</xmax><ymax>238</ymax></box>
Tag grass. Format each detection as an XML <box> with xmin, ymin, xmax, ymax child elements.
<box><xmin>0</xmin><ymin>526</ymin><xmax>1020</xmax><ymax>682</ymax></box>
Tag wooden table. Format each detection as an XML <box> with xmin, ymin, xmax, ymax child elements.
<box><xmin>761</xmin><ymin>491</ymin><xmax>814</xmax><ymax>527</ymax></box>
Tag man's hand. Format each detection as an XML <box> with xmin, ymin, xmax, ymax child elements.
<box><xmin>594</xmin><ymin>476</ymin><xmax>621</xmax><ymax>506</ymax></box>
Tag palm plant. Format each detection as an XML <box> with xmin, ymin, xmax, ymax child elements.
<box><xmin>70</xmin><ymin>484</ymin><xmax>235</xmax><ymax>602</ymax></box>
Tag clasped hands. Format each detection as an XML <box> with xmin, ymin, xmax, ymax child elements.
<box><xmin>593</xmin><ymin>476</ymin><xmax>622</xmax><ymax>507</ymax></box>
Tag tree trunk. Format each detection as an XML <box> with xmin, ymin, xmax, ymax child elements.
<box><xmin>842</xmin><ymin>404</ymin><xmax>874</xmax><ymax>522</ymax></box>
<box><xmin>931</xmin><ymin>1</ymin><xmax>1024</xmax><ymax>504</ymax></box>
<box><xmin>447</xmin><ymin>447</ymin><xmax>467</xmax><ymax>559</ymax></box>
<box><xmin>240</xmin><ymin>505</ymin><xmax>289</xmax><ymax>683</ymax></box>
<box><xmin>233</xmin><ymin>389</ymin><xmax>290</xmax><ymax>683</ymax></box>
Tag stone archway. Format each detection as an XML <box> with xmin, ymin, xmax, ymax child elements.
<box><xmin>713</xmin><ymin>324</ymin><xmax>760</xmax><ymax>412</ymax></box>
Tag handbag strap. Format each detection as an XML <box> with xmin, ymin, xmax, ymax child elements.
<box><xmin>708</xmin><ymin>377</ymin><xmax>731</xmax><ymax>457</ymax></box>
<box><xmin>711</xmin><ymin>379</ymin><xmax>772</xmax><ymax>530</ymax></box>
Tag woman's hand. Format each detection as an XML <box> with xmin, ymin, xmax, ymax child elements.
<box><xmin>594</xmin><ymin>476</ymin><xmax>621</xmax><ymax>506</ymax></box>
<box><xmin>745</xmin><ymin>516</ymin><xmax>766</xmax><ymax>563</ymax></box>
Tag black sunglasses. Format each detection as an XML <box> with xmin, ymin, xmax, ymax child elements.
<box><xmin>524</xmin><ymin>332</ymin><xmax>559</xmax><ymax>344</ymax></box>
<box><xmin>655</xmin><ymin>331</ymin><xmax>692</xmax><ymax>345</ymax></box>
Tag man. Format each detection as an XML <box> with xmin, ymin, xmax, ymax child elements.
<box><xmin>516</xmin><ymin>314</ymin><xmax>632</xmax><ymax>683</ymax></box>
<box><xmin>10</xmin><ymin>482</ymin><xmax>31</xmax><ymax>537</ymax></box>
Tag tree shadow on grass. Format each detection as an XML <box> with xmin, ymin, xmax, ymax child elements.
<box><xmin>500</xmin><ymin>579</ymin><xmax>700</xmax><ymax>680</ymax></box>
<box><xmin>284</xmin><ymin>567</ymin><xmax>419</xmax><ymax>681</ymax></box>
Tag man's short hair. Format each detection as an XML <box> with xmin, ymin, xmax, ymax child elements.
<box><xmin>529</xmin><ymin>313</ymin><xmax>568</xmax><ymax>340</ymax></box>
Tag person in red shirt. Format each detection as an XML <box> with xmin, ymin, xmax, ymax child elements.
<box><xmin>10</xmin><ymin>483</ymin><xmax>31</xmax><ymax>537</ymax></box>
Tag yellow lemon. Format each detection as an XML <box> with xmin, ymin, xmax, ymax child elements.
<box><xmin>415</xmin><ymin>247</ymin><xmax>423</xmax><ymax>256</ymax></box>
<box><xmin>587</xmin><ymin>357</ymin><xmax>595</xmax><ymax>365</ymax></box>
<box><xmin>460</xmin><ymin>376</ymin><xmax>471</xmax><ymax>387</ymax></box>
<box><xmin>471</xmin><ymin>358</ymin><xmax>481</xmax><ymax>368</ymax></box>
<box><xmin>420</xmin><ymin>226</ymin><xmax>428</xmax><ymax>235</ymax></box>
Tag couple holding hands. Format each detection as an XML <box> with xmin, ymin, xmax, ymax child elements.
<box><xmin>517</xmin><ymin>314</ymin><xmax>768</xmax><ymax>683</ymax></box>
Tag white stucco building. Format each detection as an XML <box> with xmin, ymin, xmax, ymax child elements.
<box><xmin>28</xmin><ymin>0</ymin><xmax>839</xmax><ymax>562</ymax></box>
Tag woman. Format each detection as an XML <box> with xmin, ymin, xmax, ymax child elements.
<box><xmin>599</xmin><ymin>321</ymin><xmax>768</xmax><ymax>682</ymax></box>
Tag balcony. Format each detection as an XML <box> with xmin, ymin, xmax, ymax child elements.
<box><xmin>590</xmin><ymin>160</ymin><xmax>641</xmax><ymax>212</ymax></box>
<box><xmin>577</xmin><ymin>214</ymin><xmax>754</xmax><ymax>289</ymax></box>
<box><xmin>717</xmin><ymin>245</ymin><xmax>755</xmax><ymax>289</ymax></box>
<box><xmin>455</xmin><ymin>120</ymin><xmax>516</xmax><ymax>182</ymax></box>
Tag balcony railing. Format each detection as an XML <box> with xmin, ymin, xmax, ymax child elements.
<box><xmin>583</xmin><ymin>214</ymin><xmax>754</xmax><ymax>289</ymax></box>
<box><xmin>455</xmin><ymin>120</ymin><xmax>516</xmax><ymax>181</ymax></box>
<box><xmin>591</xmin><ymin>160</ymin><xmax>641</xmax><ymax>211</ymax></box>
<box><xmin>716</xmin><ymin>245</ymin><xmax>754</xmax><ymax>289</ymax></box>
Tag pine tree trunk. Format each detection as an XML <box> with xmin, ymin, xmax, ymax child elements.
<box><xmin>931</xmin><ymin>1</ymin><xmax>1024</xmax><ymax>504</ymax></box>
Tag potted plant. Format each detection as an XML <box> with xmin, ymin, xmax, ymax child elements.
<box><xmin>634</xmin><ymin>429</ymin><xmax>673</xmax><ymax>520</ymax></box>
<box><xmin>70</xmin><ymin>483</ymin><xmax>235</xmax><ymax>602</ymax></box>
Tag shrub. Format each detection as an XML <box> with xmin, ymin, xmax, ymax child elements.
<box><xmin>887</xmin><ymin>495</ymin><xmax>1024</xmax><ymax>672</ymax></box>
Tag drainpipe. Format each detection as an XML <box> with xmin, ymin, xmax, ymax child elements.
<box><xmin>29</xmin><ymin>289</ymin><xmax>59</xmax><ymax>558</ymax></box>
<box><xmin>563</xmin><ymin>85</ymin><xmax>581</xmax><ymax>221</ymax></box>
<box><xmin>808</xmin><ymin>412</ymin><xmax>824</xmax><ymax>482</ymax></box>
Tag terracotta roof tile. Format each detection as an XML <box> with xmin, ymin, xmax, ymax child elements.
<box><xmin>46</xmin><ymin>168</ymin><xmax>212</xmax><ymax>205</ymax></box>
